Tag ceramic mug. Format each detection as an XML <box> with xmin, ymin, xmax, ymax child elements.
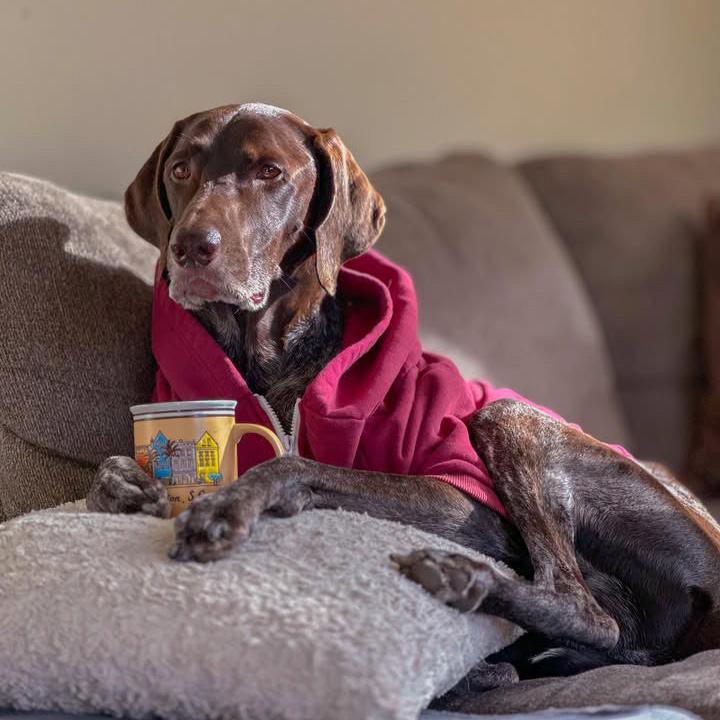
<box><xmin>130</xmin><ymin>400</ymin><xmax>285</xmax><ymax>517</ymax></box>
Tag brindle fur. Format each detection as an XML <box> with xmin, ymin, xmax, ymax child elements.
<box><xmin>88</xmin><ymin>104</ymin><xmax>720</xmax><ymax>705</ymax></box>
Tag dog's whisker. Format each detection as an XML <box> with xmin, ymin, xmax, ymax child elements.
<box><xmin>279</xmin><ymin>274</ymin><xmax>295</xmax><ymax>293</ymax></box>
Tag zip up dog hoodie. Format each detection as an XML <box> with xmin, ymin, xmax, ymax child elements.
<box><xmin>152</xmin><ymin>249</ymin><xmax>630</xmax><ymax>517</ymax></box>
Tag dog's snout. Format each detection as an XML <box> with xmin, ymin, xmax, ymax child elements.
<box><xmin>171</xmin><ymin>227</ymin><xmax>221</xmax><ymax>267</ymax></box>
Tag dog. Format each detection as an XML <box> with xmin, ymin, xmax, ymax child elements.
<box><xmin>87</xmin><ymin>103</ymin><xmax>720</xmax><ymax>701</ymax></box>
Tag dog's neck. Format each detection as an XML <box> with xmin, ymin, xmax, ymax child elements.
<box><xmin>195</xmin><ymin>255</ymin><xmax>344</xmax><ymax>430</ymax></box>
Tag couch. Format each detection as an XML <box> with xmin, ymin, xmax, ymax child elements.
<box><xmin>1</xmin><ymin>146</ymin><xmax>720</xmax><ymax>718</ymax></box>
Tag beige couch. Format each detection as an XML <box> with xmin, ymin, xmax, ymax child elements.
<box><xmin>2</xmin><ymin>149</ymin><xmax>719</xmax><ymax>520</ymax></box>
<box><xmin>1</xmin><ymin>149</ymin><xmax>720</xmax><ymax>717</ymax></box>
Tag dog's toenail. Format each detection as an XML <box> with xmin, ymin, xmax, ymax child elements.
<box><xmin>207</xmin><ymin>520</ymin><xmax>230</xmax><ymax>542</ymax></box>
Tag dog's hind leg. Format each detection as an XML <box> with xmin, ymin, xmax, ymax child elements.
<box><xmin>400</xmin><ymin>397</ymin><xmax>720</xmax><ymax>667</ymax></box>
<box><xmin>395</xmin><ymin>398</ymin><xmax>620</xmax><ymax>650</ymax></box>
<box><xmin>469</xmin><ymin>399</ymin><xmax>720</xmax><ymax>662</ymax></box>
<box><xmin>393</xmin><ymin>546</ymin><xmax>618</xmax><ymax>650</ymax></box>
<box><xmin>472</xmin><ymin>400</ymin><xmax>619</xmax><ymax>639</ymax></box>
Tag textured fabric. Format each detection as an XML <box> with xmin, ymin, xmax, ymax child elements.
<box><xmin>0</xmin><ymin>706</ymin><xmax>697</xmax><ymax>720</ymax></box>
<box><xmin>0</xmin><ymin>173</ymin><xmax>158</xmax><ymax>520</ymax></box>
<box><xmin>455</xmin><ymin>650</ymin><xmax>720</xmax><ymax>720</ymax></box>
<box><xmin>0</xmin><ymin>425</ymin><xmax>94</xmax><ymax>520</ymax></box>
<box><xmin>0</xmin><ymin>706</ymin><xmax>701</xmax><ymax>720</ymax></box>
<box><xmin>422</xmin><ymin>710</ymin><xmax>700</xmax><ymax>720</ymax></box>
<box><xmin>520</xmin><ymin>150</ymin><xmax>720</xmax><ymax>472</ymax></box>
<box><xmin>371</xmin><ymin>154</ymin><xmax>630</xmax><ymax>448</ymax></box>
<box><xmin>689</xmin><ymin>200</ymin><xmax>720</xmax><ymax>495</ymax></box>
<box><xmin>0</xmin><ymin>504</ymin><xmax>521</xmax><ymax>720</ymax></box>
<box><xmin>153</xmin><ymin>250</ymin><xmax>631</xmax><ymax>517</ymax></box>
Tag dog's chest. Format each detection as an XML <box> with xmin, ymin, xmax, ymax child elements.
<box><xmin>196</xmin><ymin>299</ymin><xmax>344</xmax><ymax>431</ymax></box>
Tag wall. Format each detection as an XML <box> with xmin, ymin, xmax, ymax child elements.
<box><xmin>1</xmin><ymin>0</ymin><xmax>718</xmax><ymax>199</ymax></box>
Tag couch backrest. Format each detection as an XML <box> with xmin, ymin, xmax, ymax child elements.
<box><xmin>3</xmin><ymin>147</ymin><xmax>715</xmax><ymax>518</ymax></box>
<box><xmin>521</xmin><ymin>150</ymin><xmax>720</xmax><ymax>471</ymax></box>
<box><xmin>0</xmin><ymin>173</ymin><xmax>158</xmax><ymax>518</ymax></box>
<box><xmin>371</xmin><ymin>155</ymin><xmax>630</xmax><ymax>447</ymax></box>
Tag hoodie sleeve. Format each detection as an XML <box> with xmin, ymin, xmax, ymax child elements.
<box><xmin>403</xmin><ymin>356</ymin><xmax>508</xmax><ymax>516</ymax></box>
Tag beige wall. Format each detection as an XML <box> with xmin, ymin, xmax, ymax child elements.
<box><xmin>1</xmin><ymin>0</ymin><xmax>718</xmax><ymax>200</ymax></box>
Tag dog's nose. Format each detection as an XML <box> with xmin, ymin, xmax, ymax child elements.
<box><xmin>171</xmin><ymin>227</ymin><xmax>221</xmax><ymax>267</ymax></box>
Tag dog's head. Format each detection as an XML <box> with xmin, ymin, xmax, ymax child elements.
<box><xmin>125</xmin><ymin>103</ymin><xmax>385</xmax><ymax>311</ymax></box>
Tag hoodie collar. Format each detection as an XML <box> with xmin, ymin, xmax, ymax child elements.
<box><xmin>152</xmin><ymin>250</ymin><xmax>422</xmax><ymax>421</ymax></box>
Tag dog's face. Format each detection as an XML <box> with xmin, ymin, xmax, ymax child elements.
<box><xmin>125</xmin><ymin>103</ymin><xmax>385</xmax><ymax>311</ymax></box>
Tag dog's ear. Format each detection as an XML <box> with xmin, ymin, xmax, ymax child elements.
<box><xmin>309</xmin><ymin>128</ymin><xmax>386</xmax><ymax>295</ymax></box>
<box><xmin>124</xmin><ymin>120</ymin><xmax>187</xmax><ymax>248</ymax></box>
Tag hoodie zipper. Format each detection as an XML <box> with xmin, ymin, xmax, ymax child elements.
<box><xmin>254</xmin><ymin>394</ymin><xmax>300</xmax><ymax>456</ymax></box>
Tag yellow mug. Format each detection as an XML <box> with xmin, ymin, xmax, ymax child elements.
<box><xmin>130</xmin><ymin>400</ymin><xmax>285</xmax><ymax>517</ymax></box>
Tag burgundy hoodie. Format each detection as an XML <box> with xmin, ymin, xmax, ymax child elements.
<box><xmin>152</xmin><ymin>250</ymin><xmax>630</xmax><ymax>517</ymax></box>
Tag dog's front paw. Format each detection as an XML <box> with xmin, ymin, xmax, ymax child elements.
<box><xmin>391</xmin><ymin>548</ymin><xmax>495</xmax><ymax>613</ymax></box>
<box><xmin>169</xmin><ymin>457</ymin><xmax>314</xmax><ymax>563</ymax></box>
<box><xmin>169</xmin><ymin>483</ymin><xmax>262</xmax><ymax>562</ymax></box>
<box><xmin>87</xmin><ymin>456</ymin><xmax>170</xmax><ymax>518</ymax></box>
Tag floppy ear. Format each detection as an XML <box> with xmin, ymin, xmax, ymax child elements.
<box><xmin>124</xmin><ymin>120</ymin><xmax>186</xmax><ymax>248</ymax></box>
<box><xmin>310</xmin><ymin>128</ymin><xmax>386</xmax><ymax>295</ymax></box>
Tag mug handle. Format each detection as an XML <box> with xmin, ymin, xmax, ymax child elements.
<box><xmin>231</xmin><ymin>423</ymin><xmax>286</xmax><ymax>458</ymax></box>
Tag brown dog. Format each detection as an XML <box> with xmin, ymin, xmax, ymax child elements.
<box><xmin>87</xmin><ymin>104</ymin><xmax>720</xmax><ymax>703</ymax></box>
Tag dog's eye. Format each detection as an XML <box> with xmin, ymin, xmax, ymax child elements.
<box><xmin>258</xmin><ymin>164</ymin><xmax>281</xmax><ymax>180</ymax></box>
<box><xmin>171</xmin><ymin>162</ymin><xmax>191</xmax><ymax>181</ymax></box>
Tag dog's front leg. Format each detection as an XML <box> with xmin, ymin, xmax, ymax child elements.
<box><xmin>169</xmin><ymin>455</ymin><xmax>507</xmax><ymax>563</ymax></box>
<box><xmin>169</xmin><ymin>456</ymin><xmax>314</xmax><ymax>562</ymax></box>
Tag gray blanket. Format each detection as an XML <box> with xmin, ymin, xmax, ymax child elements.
<box><xmin>0</xmin><ymin>704</ymin><xmax>702</xmax><ymax>720</ymax></box>
<box><xmin>450</xmin><ymin>650</ymin><xmax>720</xmax><ymax>719</ymax></box>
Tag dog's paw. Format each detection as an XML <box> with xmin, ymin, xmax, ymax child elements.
<box><xmin>168</xmin><ymin>483</ymin><xmax>260</xmax><ymax>562</ymax></box>
<box><xmin>391</xmin><ymin>548</ymin><xmax>495</xmax><ymax>612</ymax></box>
<box><xmin>169</xmin><ymin>457</ymin><xmax>315</xmax><ymax>563</ymax></box>
<box><xmin>87</xmin><ymin>456</ymin><xmax>170</xmax><ymax>518</ymax></box>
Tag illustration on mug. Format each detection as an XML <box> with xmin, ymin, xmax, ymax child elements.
<box><xmin>135</xmin><ymin>430</ymin><xmax>223</xmax><ymax>486</ymax></box>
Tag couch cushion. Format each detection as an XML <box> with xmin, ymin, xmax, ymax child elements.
<box><xmin>0</xmin><ymin>173</ymin><xmax>157</xmax><ymax>519</ymax></box>
<box><xmin>688</xmin><ymin>199</ymin><xmax>720</xmax><ymax>495</ymax></box>
<box><xmin>371</xmin><ymin>154</ymin><xmax>629</xmax><ymax>446</ymax></box>
<box><xmin>0</xmin><ymin>426</ymin><xmax>94</xmax><ymax>521</ymax></box>
<box><xmin>521</xmin><ymin>150</ymin><xmax>720</xmax><ymax>472</ymax></box>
